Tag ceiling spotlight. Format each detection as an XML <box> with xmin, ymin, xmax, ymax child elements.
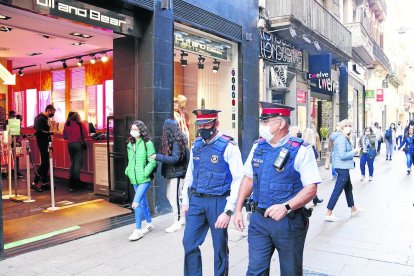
<box><xmin>198</xmin><ymin>56</ymin><xmax>205</xmax><ymax>69</ymax></box>
<box><xmin>77</xmin><ymin>57</ymin><xmax>83</xmax><ymax>67</ymax></box>
<box><xmin>212</xmin><ymin>59</ymin><xmax>220</xmax><ymax>73</ymax></box>
<box><xmin>62</xmin><ymin>60</ymin><xmax>68</xmax><ymax>69</ymax></box>
<box><xmin>180</xmin><ymin>51</ymin><xmax>188</xmax><ymax>66</ymax></box>
<box><xmin>72</xmin><ymin>42</ymin><xmax>84</xmax><ymax>46</ymax></box>
<box><xmin>18</xmin><ymin>69</ymin><xmax>24</xmax><ymax>77</ymax></box>
<box><xmin>81</xmin><ymin>34</ymin><xmax>92</xmax><ymax>38</ymax></box>
<box><xmin>289</xmin><ymin>26</ymin><xmax>297</xmax><ymax>38</ymax></box>
<box><xmin>0</xmin><ymin>26</ymin><xmax>12</xmax><ymax>32</ymax></box>
<box><xmin>301</xmin><ymin>34</ymin><xmax>312</xmax><ymax>44</ymax></box>
<box><xmin>101</xmin><ymin>53</ymin><xmax>108</xmax><ymax>63</ymax></box>
<box><xmin>90</xmin><ymin>55</ymin><xmax>97</xmax><ymax>64</ymax></box>
<box><xmin>0</xmin><ymin>15</ymin><xmax>11</xmax><ymax>20</ymax></box>
<box><xmin>313</xmin><ymin>41</ymin><xmax>321</xmax><ymax>51</ymax></box>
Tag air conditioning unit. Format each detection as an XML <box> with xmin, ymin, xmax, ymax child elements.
<box><xmin>259</xmin><ymin>0</ymin><xmax>266</xmax><ymax>9</ymax></box>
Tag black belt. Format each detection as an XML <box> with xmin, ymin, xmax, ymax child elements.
<box><xmin>253</xmin><ymin>203</ymin><xmax>305</xmax><ymax>218</ymax></box>
<box><xmin>190</xmin><ymin>188</ymin><xmax>230</xmax><ymax>198</ymax></box>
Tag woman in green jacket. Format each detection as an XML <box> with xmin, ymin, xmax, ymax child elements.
<box><xmin>125</xmin><ymin>120</ymin><xmax>157</xmax><ymax>241</ymax></box>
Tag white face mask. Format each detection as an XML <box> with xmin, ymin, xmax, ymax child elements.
<box><xmin>343</xmin><ymin>127</ymin><xmax>352</xmax><ymax>135</ymax></box>
<box><xmin>259</xmin><ymin>125</ymin><xmax>275</xmax><ymax>142</ymax></box>
<box><xmin>365</xmin><ymin>132</ymin><xmax>370</xmax><ymax>135</ymax></box>
<box><xmin>130</xmin><ymin>130</ymin><xmax>140</xmax><ymax>138</ymax></box>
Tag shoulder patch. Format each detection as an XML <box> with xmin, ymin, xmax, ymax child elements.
<box><xmin>254</xmin><ymin>138</ymin><xmax>266</xmax><ymax>144</ymax></box>
<box><xmin>287</xmin><ymin>137</ymin><xmax>304</xmax><ymax>148</ymax></box>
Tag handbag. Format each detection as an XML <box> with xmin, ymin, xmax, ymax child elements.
<box><xmin>79</xmin><ymin>123</ymin><xmax>87</xmax><ymax>150</ymax></box>
<box><xmin>368</xmin><ymin>148</ymin><xmax>377</xmax><ymax>159</ymax></box>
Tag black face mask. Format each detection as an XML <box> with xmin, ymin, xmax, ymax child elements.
<box><xmin>48</xmin><ymin>113</ymin><xmax>55</xmax><ymax>118</ymax></box>
<box><xmin>199</xmin><ymin>125</ymin><xmax>215</xmax><ymax>140</ymax></box>
<box><xmin>297</xmin><ymin>132</ymin><xmax>302</xmax><ymax>139</ymax></box>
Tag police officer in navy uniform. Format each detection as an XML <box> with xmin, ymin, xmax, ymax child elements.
<box><xmin>233</xmin><ymin>102</ymin><xmax>321</xmax><ymax>275</ymax></box>
<box><xmin>181</xmin><ymin>109</ymin><xmax>243</xmax><ymax>276</ymax></box>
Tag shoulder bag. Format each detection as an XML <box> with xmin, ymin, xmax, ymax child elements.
<box><xmin>79</xmin><ymin>123</ymin><xmax>87</xmax><ymax>150</ymax></box>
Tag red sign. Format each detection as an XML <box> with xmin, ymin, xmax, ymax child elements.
<box><xmin>376</xmin><ymin>89</ymin><xmax>384</xmax><ymax>102</ymax></box>
<box><xmin>297</xmin><ymin>90</ymin><xmax>307</xmax><ymax>104</ymax></box>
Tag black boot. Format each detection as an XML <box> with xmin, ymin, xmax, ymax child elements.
<box><xmin>313</xmin><ymin>196</ymin><xmax>324</xmax><ymax>205</ymax></box>
<box><xmin>69</xmin><ymin>177</ymin><xmax>76</xmax><ymax>192</ymax></box>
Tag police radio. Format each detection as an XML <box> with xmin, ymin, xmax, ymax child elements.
<box><xmin>273</xmin><ymin>147</ymin><xmax>289</xmax><ymax>171</ymax></box>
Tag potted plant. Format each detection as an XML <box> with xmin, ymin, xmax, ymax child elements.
<box><xmin>320</xmin><ymin>127</ymin><xmax>329</xmax><ymax>141</ymax></box>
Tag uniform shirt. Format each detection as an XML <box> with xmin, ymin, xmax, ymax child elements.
<box><xmin>243</xmin><ymin>133</ymin><xmax>322</xmax><ymax>187</ymax></box>
<box><xmin>182</xmin><ymin>131</ymin><xmax>243</xmax><ymax>212</ymax></box>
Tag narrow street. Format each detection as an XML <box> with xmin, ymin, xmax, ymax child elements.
<box><xmin>1</xmin><ymin>149</ymin><xmax>413</xmax><ymax>276</ymax></box>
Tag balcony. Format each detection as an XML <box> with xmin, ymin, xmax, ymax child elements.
<box><xmin>345</xmin><ymin>22</ymin><xmax>375</xmax><ymax>65</ymax></box>
<box><xmin>373</xmin><ymin>41</ymin><xmax>391</xmax><ymax>72</ymax></box>
<box><xmin>360</xmin><ymin>15</ymin><xmax>381</xmax><ymax>45</ymax></box>
<box><xmin>367</xmin><ymin>0</ymin><xmax>387</xmax><ymax>21</ymax></box>
<box><xmin>266</xmin><ymin>0</ymin><xmax>352</xmax><ymax>61</ymax></box>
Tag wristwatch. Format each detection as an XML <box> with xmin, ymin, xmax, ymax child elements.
<box><xmin>284</xmin><ymin>203</ymin><xmax>292</xmax><ymax>214</ymax></box>
<box><xmin>225</xmin><ymin>209</ymin><xmax>234</xmax><ymax>217</ymax></box>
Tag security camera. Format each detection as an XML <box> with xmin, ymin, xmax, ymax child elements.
<box><xmin>257</xmin><ymin>18</ymin><xmax>266</xmax><ymax>30</ymax></box>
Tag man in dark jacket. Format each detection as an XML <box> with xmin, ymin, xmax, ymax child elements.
<box><xmin>32</xmin><ymin>104</ymin><xmax>55</xmax><ymax>192</ymax></box>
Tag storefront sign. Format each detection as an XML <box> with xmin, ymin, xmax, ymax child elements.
<box><xmin>297</xmin><ymin>90</ymin><xmax>307</xmax><ymax>104</ymax></box>
<box><xmin>31</xmin><ymin>0</ymin><xmax>134</xmax><ymax>34</ymax></box>
<box><xmin>231</xmin><ymin>69</ymin><xmax>237</xmax><ymax>129</ymax></box>
<box><xmin>269</xmin><ymin>65</ymin><xmax>287</xmax><ymax>89</ymax></box>
<box><xmin>174</xmin><ymin>30</ymin><xmax>232</xmax><ymax>61</ymax></box>
<box><xmin>308</xmin><ymin>54</ymin><xmax>331</xmax><ymax>79</ymax></box>
<box><xmin>259</xmin><ymin>31</ymin><xmax>303</xmax><ymax>71</ymax></box>
<box><xmin>311</xmin><ymin>78</ymin><xmax>339</xmax><ymax>96</ymax></box>
<box><xmin>365</xmin><ymin>90</ymin><xmax>375</xmax><ymax>98</ymax></box>
<box><xmin>376</xmin><ymin>89</ymin><xmax>384</xmax><ymax>102</ymax></box>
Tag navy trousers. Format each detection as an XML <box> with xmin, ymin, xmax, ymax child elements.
<box><xmin>327</xmin><ymin>168</ymin><xmax>355</xmax><ymax>210</ymax></box>
<box><xmin>247</xmin><ymin>211</ymin><xmax>308</xmax><ymax>276</ymax></box>
<box><xmin>183</xmin><ymin>195</ymin><xmax>228</xmax><ymax>276</ymax></box>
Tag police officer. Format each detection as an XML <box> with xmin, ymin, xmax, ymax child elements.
<box><xmin>181</xmin><ymin>109</ymin><xmax>243</xmax><ymax>276</ymax></box>
<box><xmin>233</xmin><ymin>102</ymin><xmax>321</xmax><ymax>275</ymax></box>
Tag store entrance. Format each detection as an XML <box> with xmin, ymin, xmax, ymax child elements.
<box><xmin>0</xmin><ymin>4</ymin><xmax>132</xmax><ymax>254</ymax></box>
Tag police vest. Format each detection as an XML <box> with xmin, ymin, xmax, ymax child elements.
<box><xmin>252</xmin><ymin>137</ymin><xmax>305</xmax><ymax>208</ymax></box>
<box><xmin>192</xmin><ymin>136</ymin><xmax>233</xmax><ymax>195</ymax></box>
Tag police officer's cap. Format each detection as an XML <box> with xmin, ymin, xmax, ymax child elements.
<box><xmin>258</xmin><ymin>101</ymin><xmax>295</xmax><ymax>120</ymax></box>
<box><xmin>192</xmin><ymin>109</ymin><xmax>221</xmax><ymax>125</ymax></box>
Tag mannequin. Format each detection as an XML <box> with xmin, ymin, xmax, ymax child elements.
<box><xmin>177</xmin><ymin>95</ymin><xmax>189</xmax><ymax>130</ymax></box>
<box><xmin>174</xmin><ymin>97</ymin><xmax>190</xmax><ymax>139</ymax></box>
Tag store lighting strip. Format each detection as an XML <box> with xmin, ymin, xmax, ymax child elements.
<box><xmin>46</xmin><ymin>49</ymin><xmax>112</xmax><ymax>68</ymax></box>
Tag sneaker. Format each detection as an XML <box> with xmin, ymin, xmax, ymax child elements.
<box><xmin>325</xmin><ymin>214</ymin><xmax>341</xmax><ymax>222</ymax></box>
<box><xmin>179</xmin><ymin>218</ymin><xmax>186</xmax><ymax>225</ymax></box>
<box><xmin>128</xmin><ymin>229</ymin><xmax>143</xmax><ymax>241</ymax></box>
<box><xmin>351</xmin><ymin>208</ymin><xmax>363</xmax><ymax>217</ymax></box>
<box><xmin>407</xmin><ymin>170</ymin><xmax>411</xmax><ymax>175</ymax></box>
<box><xmin>368</xmin><ymin>176</ymin><xmax>373</xmax><ymax>181</ymax></box>
<box><xmin>360</xmin><ymin>176</ymin><xmax>365</xmax><ymax>181</ymax></box>
<box><xmin>142</xmin><ymin>223</ymin><xmax>155</xmax><ymax>234</ymax></box>
<box><xmin>165</xmin><ymin>221</ymin><xmax>182</xmax><ymax>233</ymax></box>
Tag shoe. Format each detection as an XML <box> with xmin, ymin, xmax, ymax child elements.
<box><xmin>31</xmin><ymin>182</ymin><xmax>43</xmax><ymax>192</ymax></box>
<box><xmin>17</xmin><ymin>172</ymin><xmax>24</xmax><ymax>178</ymax></box>
<box><xmin>179</xmin><ymin>218</ymin><xmax>186</xmax><ymax>225</ymax></box>
<box><xmin>165</xmin><ymin>221</ymin><xmax>182</xmax><ymax>233</ymax></box>
<box><xmin>360</xmin><ymin>176</ymin><xmax>365</xmax><ymax>181</ymax></box>
<box><xmin>368</xmin><ymin>176</ymin><xmax>373</xmax><ymax>181</ymax></box>
<box><xmin>351</xmin><ymin>208</ymin><xmax>363</xmax><ymax>217</ymax></box>
<box><xmin>325</xmin><ymin>214</ymin><xmax>341</xmax><ymax>222</ymax></box>
<box><xmin>128</xmin><ymin>229</ymin><xmax>143</xmax><ymax>241</ymax></box>
<box><xmin>407</xmin><ymin>170</ymin><xmax>411</xmax><ymax>175</ymax></box>
<box><xmin>386</xmin><ymin>157</ymin><xmax>388</xmax><ymax>160</ymax></box>
<box><xmin>142</xmin><ymin>223</ymin><xmax>155</xmax><ymax>234</ymax></box>
<box><xmin>312</xmin><ymin>196</ymin><xmax>324</xmax><ymax>205</ymax></box>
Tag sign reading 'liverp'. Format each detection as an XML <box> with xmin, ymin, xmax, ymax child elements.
<box><xmin>259</xmin><ymin>31</ymin><xmax>303</xmax><ymax>71</ymax></box>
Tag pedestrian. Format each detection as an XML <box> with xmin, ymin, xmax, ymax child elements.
<box><xmin>32</xmin><ymin>104</ymin><xmax>56</xmax><ymax>192</ymax></box>
<box><xmin>358</xmin><ymin>127</ymin><xmax>377</xmax><ymax>181</ymax></box>
<box><xmin>404</xmin><ymin>120</ymin><xmax>414</xmax><ymax>135</ymax></box>
<box><xmin>398</xmin><ymin>126</ymin><xmax>414</xmax><ymax>175</ymax></box>
<box><xmin>150</xmin><ymin>119</ymin><xmax>189</xmax><ymax>233</ymax></box>
<box><xmin>384</xmin><ymin>123</ymin><xmax>396</xmax><ymax>160</ymax></box>
<box><xmin>181</xmin><ymin>109</ymin><xmax>243</xmax><ymax>276</ymax></box>
<box><xmin>125</xmin><ymin>120</ymin><xmax>157</xmax><ymax>241</ymax></box>
<box><xmin>377</xmin><ymin>126</ymin><xmax>384</xmax><ymax>153</ymax></box>
<box><xmin>328</xmin><ymin>123</ymin><xmax>341</xmax><ymax>180</ymax></box>
<box><xmin>63</xmin><ymin>111</ymin><xmax>88</xmax><ymax>191</ymax></box>
<box><xmin>325</xmin><ymin>119</ymin><xmax>362</xmax><ymax>222</ymax></box>
<box><xmin>233</xmin><ymin>102</ymin><xmax>321</xmax><ymax>275</ymax></box>
<box><xmin>395</xmin><ymin>121</ymin><xmax>404</xmax><ymax>148</ymax></box>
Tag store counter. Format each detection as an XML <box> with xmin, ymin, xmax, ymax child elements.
<box><xmin>28</xmin><ymin>136</ymin><xmax>108</xmax><ymax>183</ymax></box>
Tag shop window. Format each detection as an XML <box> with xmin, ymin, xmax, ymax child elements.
<box><xmin>87</xmin><ymin>85</ymin><xmax>99</xmax><ymax>129</ymax></box>
<box><xmin>39</xmin><ymin>91</ymin><xmax>51</xmax><ymax>114</ymax></box>
<box><xmin>26</xmin><ymin>89</ymin><xmax>37</xmax><ymax>127</ymax></box>
<box><xmin>86</xmin><ymin>80</ymin><xmax>112</xmax><ymax>130</ymax></box>
<box><xmin>52</xmin><ymin>70</ymin><xmax>66</xmax><ymax>125</ymax></box>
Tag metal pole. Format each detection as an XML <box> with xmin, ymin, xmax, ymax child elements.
<box><xmin>2</xmin><ymin>141</ymin><xmax>12</xmax><ymax>200</ymax></box>
<box><xmin>9</xmin><ymin>136</ymin><xmax>27</xmax><ymax>202</ymax></box>
<box><xmin>47</xmin><ymin>141</ymin><xmax>59</xmax><ymax>211</ymax></box>
<box><xmin>23</xmin><ymin>139</ymin><xmax>34</xmax><ymax>203</ymax></box>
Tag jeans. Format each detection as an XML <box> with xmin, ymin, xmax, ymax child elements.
<box><xmin>406</xmin><ymin>153</ymin><xmax>414</xmax><ymax>170</ymax></box>
<box><xmin>396</xmin><ymin>135</ymin><xmax>403</xmax><ymax>147</ymax></box>
<box><xmin>377</xmin><ymin>141</ymin><xmax>382</xmax><ymax>153</ymax></box>
<box><xmin>360</xmin><ymin>153</ymin><xmax>374</xmax><ymax>177</ymax></box>
<box><xmin>34</xmin><ymin>139</ymin><xmax>49</xmax><ymax>183</ymax></box>
<box><xmin>133</xmin><ymin>182</ymin><xmax>152</xmax><ymax>229</ymax></box>
<box><xmin>68</xmin><ymin>142</ymin><xmax>84</xmax><ymax>179</ymax></box>
<box><xmin>385</xmin><ymin>140</ymin><xmax>393</xmax><ymax>158</ymax></box>
<box><xmin>327</xmin><ymin>169</ymin><xmax>355</xmax><ymax>210</ymax></box>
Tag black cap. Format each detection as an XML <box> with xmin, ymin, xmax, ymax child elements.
<box><xmin>192</xmin><ymin>109</ymin><xmax>221</xmax><ymax>125</ymax></box>
<box><xmin>258</xmin><ymin>101</ymin><xmax>295</xmax><ymax>120</ymax></box>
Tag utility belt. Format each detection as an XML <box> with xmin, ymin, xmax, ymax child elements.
<box><xmin>189</xmin><ymin>188</ymin><xmax>230</xmax><ymax>198</ymax></box>
<box><xmin>252</xmin><ymin>202</ymin><xmax>313</xmax><ymax>218</ymax></box>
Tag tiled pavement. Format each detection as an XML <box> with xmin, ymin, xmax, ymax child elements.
<box><xmin>1</xmin><ymin>149</ymin><xmax>413</xmax><ymax>275</ymax></box>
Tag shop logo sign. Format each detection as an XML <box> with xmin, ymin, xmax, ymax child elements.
<box><xmin>269</xmin><ymin>65</ymin><xmax>287</xmax><ymax>89</ymax></box>
<box><xmin>36</xmin><ymin>0</ymin><xmax>126</xmax><ymax>27</ymax></box>
<box><xmin>318</xmin><ymin>78</ymin><xmax>338</xmax><ymax>93</ymax></box>
<box><xmin>308</xmin><ymin>71</ymin><xmax>329</xmax><ymax>79</ymax></box>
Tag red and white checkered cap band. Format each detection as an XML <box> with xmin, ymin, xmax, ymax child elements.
<box><xmin>261</xmin><ymin>108</ymin><xmax>291</xmax><ymax>117</ymax></box>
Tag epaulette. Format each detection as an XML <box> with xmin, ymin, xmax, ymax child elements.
<box><xmin>221</xmin><ymin>134</ymin><xmax>237</xmax><ymax>145</ymax></box>
<box><xmin>287</xmin><ymin>137</ymin><xmax>304</xmax><ymax>148</ymax></box>
<box><xmin>254</xmin><ymin>137</ymin><xmax>266</xmax><ymax>144</ymax></box>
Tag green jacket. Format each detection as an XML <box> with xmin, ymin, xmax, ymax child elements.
<box><xmin>124</xmin><ymin>139</ymin><xmax>156</xmax><ymax>184</ymax></box>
